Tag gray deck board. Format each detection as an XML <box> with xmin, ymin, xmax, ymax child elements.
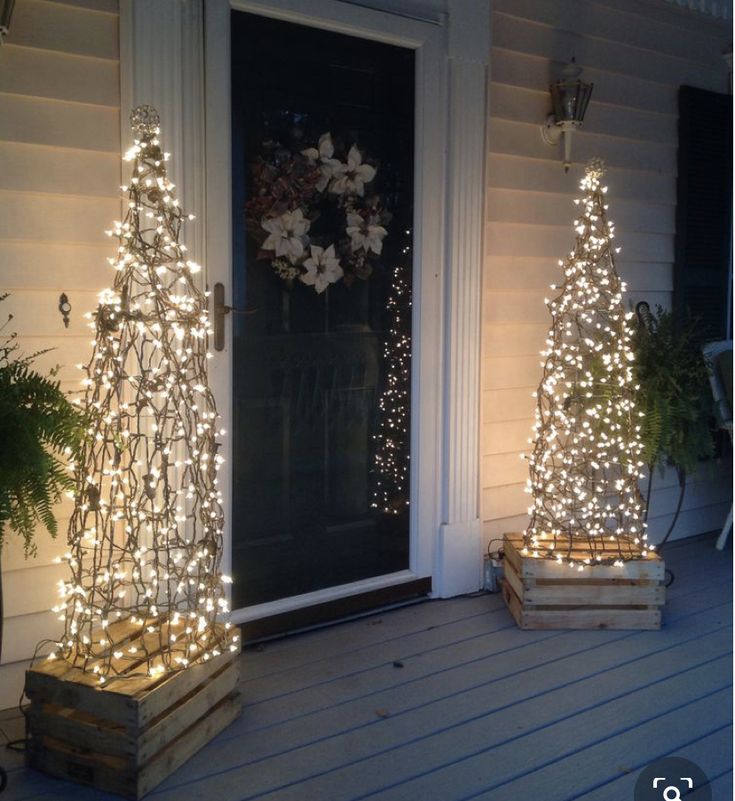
<box><xmin>1</xmin><ymin>533</ymin><xmax>731</xmax><ymax>801</ymax></box>
<box><xmin>574</xmin><ymin>725</ymin><xmax>733</xmax><ymax>800</ymax></box>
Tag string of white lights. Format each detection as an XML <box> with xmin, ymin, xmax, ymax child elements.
<box><xmin>372</xmin><ymin>262</ymin><xmax>411</xmax><ymax>515</ymax></box>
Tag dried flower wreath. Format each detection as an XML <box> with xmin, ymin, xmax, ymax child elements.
<box><xmin>245</xmin><ymin>132</ymin><xmax>391</xmax><ymax>293</ymax></box>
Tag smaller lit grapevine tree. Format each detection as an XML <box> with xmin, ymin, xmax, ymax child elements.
<box><xmin>50</xmin><ymin>107</ymin><xmax>237</xmax><ymax>682</ymax></box>
<box><xmin>523</xmin><ymin>159</ymin><xmax>650</xmax><ymax>568</ymax></box>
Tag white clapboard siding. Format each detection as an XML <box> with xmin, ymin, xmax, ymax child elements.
<box><xmin>0</xmin><ymin>0</ymin><xmax>120</xmax><ymax>710</ymax></box>
<box><xmin>0</xmin><ymin>241</ymin><xmax>112</xmax><ymax>288</ymax></box>
<box><xmin>486</xmin><ymin>222</ymin><xmax>674</xmax><ymax>261</ymax></box>
<box><xmin>0</xmin><ymin>94</ymin><xmax>120</xmax><ymax>152</ymax></box>
<box><xmin>481</xmin><ymin>1</ymin><xmax>732</xmax><ymax>553</ymax></box>
<box><xmin>483</xmin><ymin>456</ymin><xmax>722</xmax><ymax>498</ymax></box>
<box><xmin>493</xmin><ymin>13</ymin><xmax>724</xmax><ymax>90</ymax></box>
<box><xmin>2</xmin><ymin>563</ymin><xmax>71</xmax><ymax>619</ymax></box>
<box><xmin>13</xmin><ymin>336</ymin><xmax>100</xmax><ymax>379</ymax></box>
<box><xmin>484</xmin><ymin>257</ymin><xmax>673</xmax><ymax>292</ymax></box>
<box><xmin>1</xmin><ymin>289</ymin><xmax>99</xmax><ymax>336</ymax></box>
<box><xmin>482</xmin><ymin>387</ymin><xmax>536</xmax><ymax>423</ymax></box>
<box><xmin>483</xmin><ymin>354</ymin><xmax>543</xmax><ymax>390</ymax></box>
<box><xmin>1</xmin><ymin>611</ymin><xmax>59</xmax><ymax>666</ymax></box>
<box><xmin>484</xmin><ymin>290</ymin><xmax>671</xmax><ymax>324</ymax></box>
<box><xmin>483</xmin><ymin>472</ymin><xmax>731</xmax><ymax>530</ymax></box>
<box><xmin>2</xmin><ymin>516</ymin><xmax>72</xmax><ymax>573</ymax></box>
<box><xmin>0</xmin><ymin>142</ymin><xmax>121</xmax><ymax>197</ymax></box>
<box><xmin>9</xmin><ymin>0</ymin><xmax>118</xmax><ymax>60</ymax></box>
<box><xmin>482</xmin><ymin>501</ymin><xmax>732</xmax><ymax>544</ymax></box>
<box><xmin>486</xmin><ymin>153</ymin><xmax>677</xmax><ymax>202</ymax></box>
<box><xmin>491</xmin><ymin>50</ymin><xmax>680</xmax><ymax>116</ymax></box>
<box><xmin>495</xmin><ymin>0</ymin><xmax>723</xmax><ymax>66</ymax></box>
<box><xmin>490</xmin><ymin>83</ymin><xmax>678</xmax><ymax>145</ymax></box>
<box><xmin>488</xmin><ymin>117</ymin><xmax>677</xmax><ymax>172</ymax></box>
<box><xmin>0</xmin><ymin>45</ymin><xmax>119</xmax><ymax>106</ymax></box>
<box><xmin>0</xmin><ymin>189</ymin><xmax>118</xmax><ymax>244</ymax></box>
<box><xmin>486</xmin><ymin>188</ymin><xmax>676</xmax><ymax>233</ymax></box>
<box><xmin>44</xmin><ymin>0</ymin><xmax>118</xmax><ymax>11</ymax></box>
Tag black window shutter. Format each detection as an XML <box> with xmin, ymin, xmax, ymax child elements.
<box><xmin>674</xmin><ymin>85</ymin><xmax>733</xmax><ymax>339</ymax></box>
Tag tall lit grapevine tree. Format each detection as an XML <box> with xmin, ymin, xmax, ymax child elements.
<box><xmin>51</xmin><ymin>106</ymin><xmax>236</xmax><ymax>682</ymax></box>
<box><xmin>524</xmin><ymin>159</ymin><xmax>650</xmax><ymax>568</ymax></box>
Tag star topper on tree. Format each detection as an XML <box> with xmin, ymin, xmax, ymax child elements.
<box><xmin>523</xmin><ymin>158</ymin><xmax>650</xmax><ymax>569</ymax></box>
<box><xmin>50</xmin><ymin>106</ymin><xmax>237</xmax><ymax>682</ymax></box>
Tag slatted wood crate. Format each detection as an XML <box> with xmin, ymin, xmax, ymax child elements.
<box><xmin>24</xmin><ymin>622</ymin><xmax>241</xmax><ymax>799</ymax></box>
<box><xmin>502</xmin><ymin>533</ymin><xmax>665</xmax><ymax>630</ymax></box>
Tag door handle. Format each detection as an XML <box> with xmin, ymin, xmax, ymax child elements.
<box><xmin>212</xmin><ymin>282</ymin><xmax>251</xmax><ymax>351</ymax></box>
<box><xmin>213</xmin><ymin>282</ymin><xmax>229</xmax><ymax>352</ymax></box>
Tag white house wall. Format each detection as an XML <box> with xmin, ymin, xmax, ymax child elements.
<box><xmin>0</xmin><ymin>0</ymin><xmax>120</xmax><ymax>710</ymax></box>
<box><xmin>481</xmin><ymin>0</ymin><xmax>733</xmax><ymax>550</ymax></box>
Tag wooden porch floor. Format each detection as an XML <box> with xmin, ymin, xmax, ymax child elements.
<box><xmin>1</xmin><ymin>532</ymin><xmax>732</xmax><ymax>801</ymax></box>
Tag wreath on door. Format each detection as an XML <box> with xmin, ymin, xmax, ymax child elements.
<box><xmin>245</xmin><ymin>132</ymin><xmax>391</xmax><ymax>293</ymax></box>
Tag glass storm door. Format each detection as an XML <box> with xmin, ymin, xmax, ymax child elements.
<box><xmin>230</xmin><ymin>10</ymin><xmax>415</xmax><ymax>610</ymax></box>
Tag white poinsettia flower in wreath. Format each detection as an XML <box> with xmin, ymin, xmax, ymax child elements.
<box><xmin>346</xmin><ymin>211</ymin><xmax>388</xmax><ymax>255</ymax></box>
<box><xmin>301</xmin><ymin>132</ymin><xmax>334</xmax><ymax>163</ymax></box>
<box><xmin>301</xmin><ymin>244</ymin><xmax>344</xmax><ymax>294</ymax></box>
<box><xmin>301</xmin><ymin>132</ymin><xmax>342</xmax><ymax>192</ymax></box>
<box><xmin>330</xmin><ymin>145</ymin><xmax>377</xmax><ymax>197</ymax></box>
<box><xmin>261</xmin><ymin>208</ymin><xmax>310</xmax><ymax>262</ymax></box>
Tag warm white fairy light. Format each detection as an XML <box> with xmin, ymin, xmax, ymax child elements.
<box><xmin>372</xmin><ymin>261</ymin><xmax>411</xmax><ymax>514</ymax></box>
<box><xmin>522</xmin><ymin>159</ymin><xmax>650</xmax><ymax>568</ymax></box>
<box><xmin>49</xmin><ymin>106</ymin><xmax>237</xmax><ymax>680</ymax></box>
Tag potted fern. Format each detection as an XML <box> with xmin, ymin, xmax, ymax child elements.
<box><xmin>633</xmin><ymin>303</ymin><xmax>715</xmax><ymax>546</ymax></box>
<box><xmin>0</xmin><ymin>294</ymin><xmax>85</xmax><ymax>663</ymax></box>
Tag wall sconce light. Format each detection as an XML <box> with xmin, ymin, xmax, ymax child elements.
<box><xmin>0</xmin><ymin>0</ymin><xmax>16</xmax><ymax>44</ymax></box>
<box><xmin>541</xmin><ymin>58</ymin><xmax>594</xmax><ymax>172</ymax></box>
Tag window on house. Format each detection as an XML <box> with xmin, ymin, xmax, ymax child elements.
<box><xmin>674</xmin><ymin>85</ymin><xmax>733</xmax><ymax>339</ymax></box>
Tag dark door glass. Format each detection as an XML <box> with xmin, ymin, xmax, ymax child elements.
<box><xmin>231</xmin><ymin>11</ymin><xmax>415</xmax><ymax>608</ymax></box>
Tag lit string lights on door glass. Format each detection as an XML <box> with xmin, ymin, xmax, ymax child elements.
<box><xmin>523</xmin><ymin>159</ymin><xmax>650</xmax><ymax>569</ymax></box>
<box><xmin>372</xmin><ymin>257</ymin><xmax>411</xmax><ymax>515</ymax></box>
<box><xmin>50</xmin><ymin>106</ymin><xmax>237</xmax><ymax>682</ymax></box>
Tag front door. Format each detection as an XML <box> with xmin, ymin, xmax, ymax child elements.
<box><xmin>229</xmin><ymin>10</ymin><xmax>418</xmax><ymax>619</ymax></box>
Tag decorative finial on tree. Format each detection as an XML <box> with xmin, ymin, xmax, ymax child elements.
<box><xmin>130</xmin><ymin>104</ymin><xmax>161</xmax><ymax>137</ymax></box>
<box><xmin>585</xmin><ymin>157</ymin><xmax>606</xmax><ymax>180</ymax></box>
<box><xmin>523</xmin><ymin>159</ymin><xmax>649</xmax><ymax>569</ymax></box>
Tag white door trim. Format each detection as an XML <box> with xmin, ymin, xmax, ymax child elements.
<box><xmin>120</xmin><ymin>0</ymin><xmax>207</xmax><ymax>267</ymax></box>
<box><xmin>435</xmin><ymin>0</ymin><xmax>490</xmax><ymax>596</ymax></box>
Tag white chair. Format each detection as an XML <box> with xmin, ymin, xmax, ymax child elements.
<box><xmin>702</xmin><ymin>339</ymin><xmax>733</xmax><ymax>550</ymax></box>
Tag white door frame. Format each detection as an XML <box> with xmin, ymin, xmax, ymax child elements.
<box><xmin>206</xmin><ymin>0</ymin><xmax>446</xmax><ymax>623</ymax></box>
<box><xmin>120</xmin><ymin>0</ymin><xmax>488</xmax><ymax>622</ymax></box>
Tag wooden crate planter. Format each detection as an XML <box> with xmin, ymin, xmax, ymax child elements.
<box><xmin>24</xmin><ymin>625</ymin><xmax>241</xmax><ymax>800</ymax></box>
<box><xmin>502</xmin><ymin>533</ymin><xmax>665</xmax><ymax>630</ymax></box>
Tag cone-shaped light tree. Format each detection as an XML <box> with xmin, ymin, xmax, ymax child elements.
<box><xmin>523</xmin><ymin>159</ymin><xmax>650</xmax><ymax>568</ymax></box>
<box><xmin>51</xmin><ymin>106</ymin><xmax>236</xmax><ymax>682</ymax></box>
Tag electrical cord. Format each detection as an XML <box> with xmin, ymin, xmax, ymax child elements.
<box><xmin>2</xmin><ymin>638</ymin><xmax>60</xmax><ymax>764</ymax></box>
<box><xmin>486</xmin><ymin>538</ymin><xmax>504</xmax><ymax>559</ymax></box>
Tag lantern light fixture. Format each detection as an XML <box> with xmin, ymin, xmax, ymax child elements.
<box><xmin>541</xmin><ymin>58</ymin><xmax>594</xmax><ymax>172</ymax></box>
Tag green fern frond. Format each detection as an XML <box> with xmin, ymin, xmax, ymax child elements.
<box><xmin>0</xmin><ymin>294</ymin><xmax>86</xmax><ymax>557</ymax></box>
<box><xmin>633</xmin><ymin>305</ymin><xmax>716</xmax><ymax>476</ymax></box>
